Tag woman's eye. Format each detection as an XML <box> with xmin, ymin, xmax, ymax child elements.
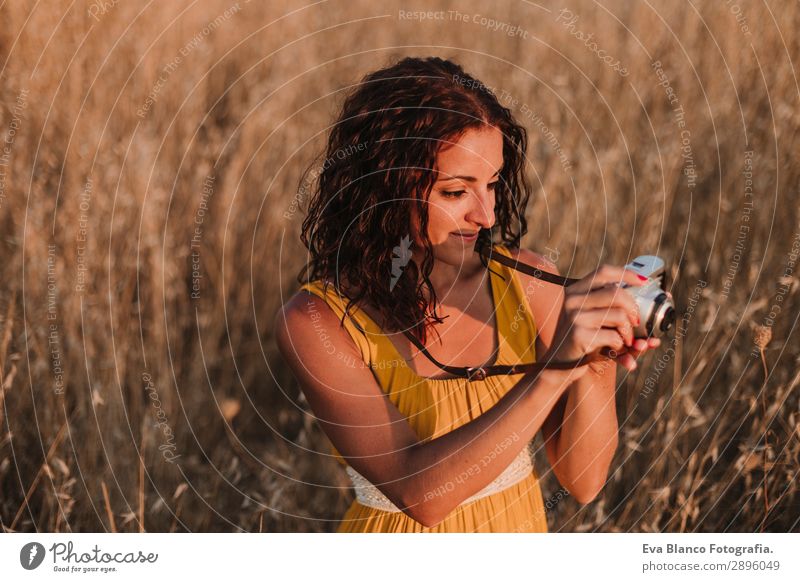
<box><xmin>441</xmin><ymin>183</ymin><xmax>497</xmax><ymax>198</ymax></box>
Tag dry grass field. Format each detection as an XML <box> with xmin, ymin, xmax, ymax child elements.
<box><xmin>0</xmin><ymin>0</ymin><xmax>798</xmax><ymax>532</ymax></box>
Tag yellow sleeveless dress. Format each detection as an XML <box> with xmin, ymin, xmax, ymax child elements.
<box><xmin>299</xmin><ymin>244</ymin><xmax>549</xmax><ymax>533</ymax></box>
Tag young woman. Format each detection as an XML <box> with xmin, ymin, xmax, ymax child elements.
<box><xmin>275</xmin><ymin>56</ymin><xmax>660</xmax><ymax>532</ymax></box>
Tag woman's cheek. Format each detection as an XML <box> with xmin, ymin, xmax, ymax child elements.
<box><xmin>427</xmin><ymin>209</ymin><xmax>448</xmax><ymax>243</ymax></box>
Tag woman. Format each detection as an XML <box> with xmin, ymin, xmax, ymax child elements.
<box><xmin>275</xmin><ymin>56</ymin><xmax>660</xmax><ymax>532</ymax></box>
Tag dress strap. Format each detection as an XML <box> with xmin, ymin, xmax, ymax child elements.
<box><xmin>298</xmin><ymin>280</ymin><xmax>377</xmax><ymax>369</ymax></box>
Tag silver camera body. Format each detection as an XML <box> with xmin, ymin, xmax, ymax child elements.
<box><xmin>620</xmin><ymin>256</ymin><xmax>675</xmax><ymax>338</ymax></box>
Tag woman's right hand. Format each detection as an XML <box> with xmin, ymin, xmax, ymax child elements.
<box><xmin>541</xmin><ymin>265</ymin><xmax>649</xmax><ymax>366</ymax></box>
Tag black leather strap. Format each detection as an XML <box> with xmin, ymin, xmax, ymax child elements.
<box><xmin>402</xmin><ymin>328</ymin><xmax>616</xmax><ymax>381</ymax></box>
<box><xmin>475</xmin><ymin>240</ymin><xmax>581</xmax><ymax>287</ymax></box>
<box><xmin>400</xmin><ymin>242</ymin><xmax>614</xmax><ymax>381</ymax></box>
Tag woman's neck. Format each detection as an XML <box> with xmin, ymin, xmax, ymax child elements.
<box><xmin>331</xmin><ymin>250</ymin><xmax>487</xmax><ymax>311</ymax></box>
<box><xmin>413</xmin><ymin>248</ymin><xmax>486</xmax><ymax>299</ymax></box>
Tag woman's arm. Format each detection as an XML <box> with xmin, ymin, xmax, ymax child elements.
<box><xmin>274</xmin><ymin>291</ymin><xmax>582</xmax><ymax>528</ymax></box>
<box><xmin>543</xmin><ymin>363</ymin><xmax>619</xmax><ymax>503</ymax></box>
<box><xmin>512</xmin><ymin>248</ymin><xmax>619</xmax><ymax>503</ymax></box>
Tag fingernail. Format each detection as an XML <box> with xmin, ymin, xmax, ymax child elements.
<box><xmin>637</xmin><ymin>275</ymin><xmax>647</xmax><ymax>281</ymax></box>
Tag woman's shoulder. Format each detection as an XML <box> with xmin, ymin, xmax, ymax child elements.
<box><xmin>277</xmin><ymin>279</ymin><xmax>374</xmax><ymax>343</ymax></box>
<box><xmin>280</xmin><ymin>280</ymin><xmax>349</xmax><ymax>328</ymax></box>
<box><xmin>495</xmin><ymin>244</ymin><xmax>560</xmax><ymax>275</ymax></box>
<box><xmin>494</xmin><ymin>244</ymin><xmax>564</xmax><ymax>335</ymax></box>
<box><xmin>274</xmin><ymin>282</ymin><xmax>371</xmax><ymax>363</ymax></box>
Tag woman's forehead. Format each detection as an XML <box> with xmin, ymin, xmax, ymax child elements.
<box><xmin>434</xmin><ymin>127</ymin><xmax>504</xmax><ymax>178</ymax></box>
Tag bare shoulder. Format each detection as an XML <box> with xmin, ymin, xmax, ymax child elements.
<box><xmin>272</xmin><ymin>289</ymin><xmax>422</xmax><ymax>515</ymax></box>
<box><xmin>502</xmin><ymin>246</ymin><xmax>564</xmax><ymax>351</ymax></box>
<box><xmin>274</xmin><ymin>289</ymin><xmax>362</xmax><ymax>372</ymax></box>
<box><xmin>504</xmin><ymin>246</ymin><xmax>559</xmax><ymax>275</ymax></box>
<box><xmin>504</xmin><ymin>246</ymin><xmax>561</xmax><ymax>300</ymax></box>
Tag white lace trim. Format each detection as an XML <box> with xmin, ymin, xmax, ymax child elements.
<box><xmin>344</xmin><ymin>441</ymin><xmax>534</xmax><ymax>513</ymax></box>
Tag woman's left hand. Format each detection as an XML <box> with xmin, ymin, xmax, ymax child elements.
<box><xmin>614</xmin><ymin>337</ymin><xmax>661</xmax><ymax>371</ymax></box>
<box><xmin>588</xmin><ymin>337</ymin><xmax>662</xmax><ymax>374</ymax></box>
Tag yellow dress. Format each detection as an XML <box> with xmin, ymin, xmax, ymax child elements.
<box><xmin>299</xmin><ymin>243</ymin><xmax>549</xmax><ymax>533</ymax></box>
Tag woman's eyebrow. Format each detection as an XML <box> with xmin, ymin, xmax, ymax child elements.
<box><xmin>436</xmin><ymin>166</ymin><xmax>503</xmax><ymax>182</ymax></box>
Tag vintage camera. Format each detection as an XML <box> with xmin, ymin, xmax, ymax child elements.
<box><xmin>620</xmin><ymin>256</ymin><xmax>675</xmax><ymax>338</ymax></box>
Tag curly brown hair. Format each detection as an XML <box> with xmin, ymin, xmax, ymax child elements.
<box><xmin>298</xmin><ymin>56</ymin><xmax>532</xmax><ymax>344</ymax></box>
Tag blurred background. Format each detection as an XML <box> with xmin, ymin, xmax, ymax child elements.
<box><xmin>0</xmin><ymin>0</ymin><xmax>798</xmax><ymax>532</ymax></box>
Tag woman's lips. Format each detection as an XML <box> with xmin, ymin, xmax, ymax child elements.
<box><xmin>450</xmin><ymin>231</ymin><xmax>478</xmax><ymax>242</ymax></box>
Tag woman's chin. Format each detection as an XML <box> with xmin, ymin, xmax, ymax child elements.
<box><xmin>431</xmin><ymin>246</ymin><xmax>482</xmax><ymax>268</ymax></box>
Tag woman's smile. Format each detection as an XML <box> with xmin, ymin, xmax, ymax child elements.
<box><xmin>450</xmin><ymin>230</ymin><xmax>479</xmax><ymax>243</ymax></box>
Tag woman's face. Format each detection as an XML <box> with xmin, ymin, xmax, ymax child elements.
<box><xmin>412</xmin><ymin>125</ymin><xmax>503</xmax><ymax>271</ymax></box>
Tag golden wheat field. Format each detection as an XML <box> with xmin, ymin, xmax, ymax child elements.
<box><xmin>0</xmin><ymin>0</ymin><xmax>798</xmax><ymax>533</ymax></box>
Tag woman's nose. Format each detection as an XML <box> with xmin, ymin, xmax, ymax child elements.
<box><xmin>467</xmin><ymin>188</ymin><xmax>495</xmax><ymax>228</ymax></box>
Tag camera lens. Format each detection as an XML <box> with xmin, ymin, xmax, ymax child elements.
<box><xmin>660</xmin><ymin>306</ymin><xmax>675</xmax><ymax>332</ymax></box>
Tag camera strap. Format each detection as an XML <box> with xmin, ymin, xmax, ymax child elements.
<box><xmin>474</xmin><ymin>240</ymin><xmax>581</xmax><ymax>288</ymax></box>
<box><xmin>399</xmin><ymin>242</ymin><xmax>615</xmax><ymax>381</ymax></box>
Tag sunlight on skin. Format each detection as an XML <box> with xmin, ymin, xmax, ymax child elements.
<box><xmin>406</xmin><ymin>125</ymin><xmax>662</xmax><ymax>370</ymax></box>
<box><xmin>409</xmin><ymin>125</ymin><xmax>503</xmax><ymax>293</ymax></box>
<box><xmin>617</xmin><ymin>337</ymin><xmax>662</xmax><ymax>371</ymax></box>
